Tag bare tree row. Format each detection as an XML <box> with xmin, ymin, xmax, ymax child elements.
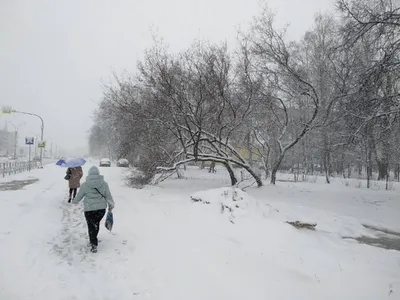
<box><xmin>89</xmin><ymin>0</ymin><xmax>400</xmax><ymax>187</ymax></box>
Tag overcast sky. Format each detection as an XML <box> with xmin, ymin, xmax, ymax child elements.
<box><xmin>0</xmin><ymin>0</ymin><xmax>333</xmax><ymax>156</ymax></box>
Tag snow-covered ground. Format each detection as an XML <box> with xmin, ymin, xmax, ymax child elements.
<box><xmin>0</xmin><ymin>163</ymin><xmax>399</xmax><ymax>300</ymax></box>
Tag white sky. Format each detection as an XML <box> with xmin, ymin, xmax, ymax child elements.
<box><xmin>0</xmin><ymin>0</ymin><xmax>333</xmax><ymax>155</ymax></box>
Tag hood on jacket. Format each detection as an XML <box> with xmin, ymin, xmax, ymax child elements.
<box><xmin>86</xmin><ymin>166</ymin><xmax>105</xmax><ymax>189</ymax></box>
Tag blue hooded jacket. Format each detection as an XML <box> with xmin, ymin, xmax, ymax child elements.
<box><xmin>73</xmin><ymin>166</ymin><xmax>115</xmax><ymax>212</ymax></box>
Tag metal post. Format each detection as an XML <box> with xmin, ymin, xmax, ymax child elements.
<box><xmin>34</xmin><ymin>136</ymin><xmax>37</xmax><ymax>157</ymax></box>
<box><xmin>39</xmin><ymin>120</ymin><xmax>44</xmax><ymax>167</ymax></box>
<box><xmin>14</xmin><ymin>130</ymin><xmax>17</xmax><ymax>160</ymax></box>
<box><xmin>28</xmin><ymin>144</ymin><xmax>31</xmax><ymax>172</ymax></box>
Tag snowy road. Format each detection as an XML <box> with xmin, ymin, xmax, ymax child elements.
<box><xmin>0</xmin><ymin>163</ymin><xmax>399</xmax><ymax>300</ymax></box>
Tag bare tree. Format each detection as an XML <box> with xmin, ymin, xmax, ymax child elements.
<box><xmin>337</xmin><ymin>0</ymin><xmax>400</xmax><ymax>181</ymax></box>
<box><xmin>116</xmin><ymin>41</ymin><xmax>265</xmax><ymax>186</ymax></box>
<box><xmin>242</xmin><ymin>7</ymin><xmax>340</xmax><ymax>184</ymax></box>
<box><xmin>89</xmin><ymin>0</ymin><xmax>400</xmax><ymax>189</ymax></box>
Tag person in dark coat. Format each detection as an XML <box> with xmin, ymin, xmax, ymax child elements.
<box><xmin>68</xmin><ymin>166</ymin><xmax>83</xmax><ymax>202</ymax></box>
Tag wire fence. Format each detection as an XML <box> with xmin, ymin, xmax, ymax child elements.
<box><xmin>1</xmin><ymin>161</ymin><xmax>41</xmax><ymax>177</ymax></box>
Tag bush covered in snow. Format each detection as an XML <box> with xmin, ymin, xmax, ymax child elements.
<box><xmin>191</xmin><ymin>187</ymin><xmax>270</xmax><ymax>223</ymax></box>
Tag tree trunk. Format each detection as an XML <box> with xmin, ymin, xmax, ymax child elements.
<box><xmin>324</xmin><ymin>160</ymin><xmax>330</xmax><ymax>184</ymax></box>
<box><xmin>271</xmin><ymin>168</ymin><xmax>278</xmax><ymax>185</ymax></box>
<box><xmin>262</xmin><ymin>149</ymin><xmax>270</xmax><ymax>179</ymax></box>
<box><xmin>347</xmin><ymin>163</ymin><xmax>351</xmax><ymax>178</ymax></box>
<box><xmin>376</xmin><ymin>74</ymin><xmax>393</xmax><ymax>181</ymax></box>
<box><xmin>367</xmin><ymin>165</ymin><xmax>371</xmax><ymax>188</ymax></box>
<box><xmin>367</xmin><ymin>150</ymin><xmax>372</xmax><ymax>188</ymax></box>
<box><xmin>264</xmin><ymin>167</ymin><xmax>270</xmax><ymax>179</ymax></box>
<box><xmin>377</xmin><ymin>160</ymin><xmax>388</xmax><ymax>180</ymax></box>
<box><xmin>270</xmin><ymin>154</ymin><xmax>285</xmax><ymax>185</ymax></box>
<box><xmin>367</xmin><ymin>163</ymin><xmax>372</xmax><ymax>178</ymax></box>
<box><xmin>242</xmin><ymin>164</ymin><xmax>263</xmax><ymax>187</ymax></box>
<box><xmin>181</xmin><ymin>153</ymin><xmax>187</xmax><ymax>170</ymax></box>
<box><xmin>340</xmin><ymin>153</ymin><xmax>345</xmax><ymax>177</ymax></box>
<box><xmin>223</xmin><ymin>162</ymin><xmax>237</xmax><ymax>186</ymax></box>
<box><xmin>366</xmin><ymin>124</ymin><xmax>374</xmax><ymax>186</ymax></box>
<box><xmin>322</xmin><ymin>132</ymin><xmax>331</xmax><ymax>183</ymax></box>
<box><xmin>246</xmin><ymin>132</ymin><xmax>253</xmax><ymax>167</ymax></box>
<box><xmin>323</xmin><ymin>155</ymin><xmax>330</xmax><ymax>184</ymax></box>
<box><xmin>367</xmin><ymin>152</ymin><xmax>372</xmax><ymax>188</ymax></box>
<box><xmin>325</xmin><ymin>171</ymin><xmax>330</xmax><ymax>184</ymax></box>
<box><xmin>176</xmin><ymin>166</ymin><xmax>183</xmax><ymax>179</ymax></box>
<box><xmin>385</xmin><ymin>173</ymin><xmax>389</xmax><ymax>190</ymax></box>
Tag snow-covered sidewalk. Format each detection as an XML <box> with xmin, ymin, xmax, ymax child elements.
<box><xmin>0</xmin><ymin>164</ymin><xmax>399</xmax><ymax>300</ymax></box>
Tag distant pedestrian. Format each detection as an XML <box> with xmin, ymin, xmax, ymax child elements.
<box><xmin>209</xmin><ymin>161</ymin><xmax>216</xmax><ymax>173</ymax></box>
<box><xmin>67</xmin><ymin>166</ymin><xmax>83</xmax><ymax>203</ymax></box>
<box><xmin>73</xmin><ymin>166</ymin><xmax>115</xmax><ymax>253</ymax></box>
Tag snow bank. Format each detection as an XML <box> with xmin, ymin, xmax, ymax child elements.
<box><xmin>189</xmin><ymin>182</ymin><xmax>398</xmax><ymax>244</ymax></box>
<box><xmin>186</xmin><ymin>184</ymin><xmax>400</xmax><ymax>300</ymax></box>
<box><xmin>1</xmin><ymin>164</ymin><xmax>400</xmax><ymax>300</ymax></box>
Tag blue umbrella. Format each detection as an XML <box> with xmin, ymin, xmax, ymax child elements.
<box><xmin>56</xmin><ymin>157</ymin><xmax>86</xmax><ymax>168</ymax></box>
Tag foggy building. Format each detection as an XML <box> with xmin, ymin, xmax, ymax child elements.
<box><xmin>0</xmin><ymin>122</ymin><xmax>14</xmax><ymax>156</ymax></box>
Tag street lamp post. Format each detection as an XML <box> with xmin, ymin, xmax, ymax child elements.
<box><xmin>1</xmin><ymin>107</ymin><xmax>45</xmax><ymax>167</ymax></box>
<box><xmin>16</xmin><ymin>111</ymin><xmax>44</xmax><ymax>167</ymax></box>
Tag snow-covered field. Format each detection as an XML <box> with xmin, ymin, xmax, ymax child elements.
<box><xmin>0</xmin><ymin>163</ymin><xmax>399</xmax><ymax>300</ymax></box>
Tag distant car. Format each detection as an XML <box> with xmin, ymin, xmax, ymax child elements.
<box><xmin>117</xmin><ymin>158</ymin><xmax>129</xmax><ymax>167</ymax></box>
<box><xmin>32</xmin><ymin>156</ymin><xmax>40</xmax><ymax>161</ymax></box>
<box><xmin>99</xmin><ymin>158</ymin><xmax>111</xmax><ymax>167</ymax></box>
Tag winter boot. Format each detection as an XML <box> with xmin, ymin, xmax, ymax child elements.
<box><xmin>68</xmin><ymin>197</ymin><xmax>71</xmax><ymax>203</ymax></box>
<box><xmin>87</xmin><ymin>240</ymin><xmax>101</xmax><ymax>247</ymax></box>
<box><xmin>90</xmin><ymin>245</ymin><xmax>98</xmax><ymax>253</ymax></box>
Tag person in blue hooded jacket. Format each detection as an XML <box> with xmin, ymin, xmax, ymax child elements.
<box><xmin>73</xmin><ymin>166</ymin><xmax>115</xmax><ymax>253</ymax></box>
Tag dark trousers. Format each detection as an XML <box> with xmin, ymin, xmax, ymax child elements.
<box><xmin>69</xmin><ymin>188</ymin><xmax>77</xmax><ymax>199</ymax></box>
<box><xmin>84</xmin><ymin>209</ymin><xmax>106</xmax><ymax>246</ymax></box>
